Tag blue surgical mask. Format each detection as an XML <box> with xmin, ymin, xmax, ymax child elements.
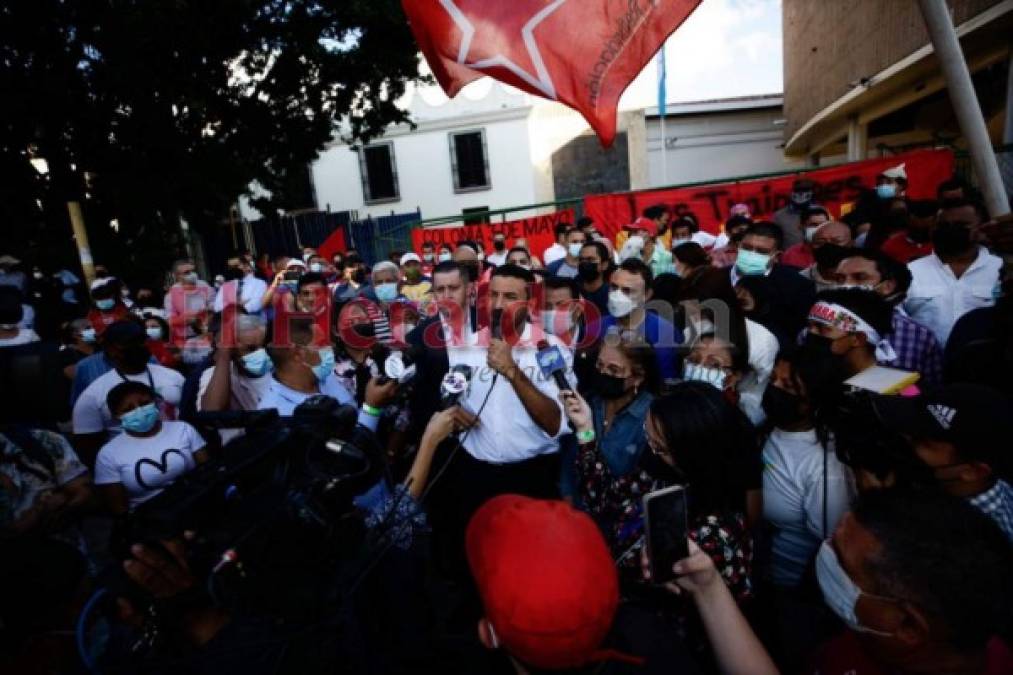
<box><xmin>736</xmin><ymin>249</ymin><xmax>772</xmax><ymax>276</ymax></box>
<box><xmin>438</xmin><ymin>252</ymin><xmax>452</xmax><ymax>263</ymax></box>
<box><xmin>309</xmin><ymin>263</ymin><xmax>325</xmax><ymax>273</ymax></box>
<box><xmin>80</xmin><ymin>328</ymin><xmax>97</xmax><ymax>343</ymax></box>
<box><xmin>682</xmin><ymin>362</ymin><xmax>727</xmax><ymax>390</ymax></box>
<box><xmin>375</xmin><ymin>282</ymin><xmax>398</xmax><ymax>303</ymax></box>
<box><xmin>121</xmin><ymin>402</ymin><xmax>160</xmax><ymax>434</ymax></box>
<box><xmin>241</xmin><ymin>347</ymin><xmax>272</xmax><ymax>377</ymax></box>
<box><xmin>815</xmin><ymin>541</ymin><xmax>894</xmax><ymax>637</ymax></box>
<box><xmin>95</xmin><ymin>298</ymin><xmax>116</xmax><ymax>311</ymax></box>
<box><xmin>145</xmin><ymin>327</ymin><xmax>163</xmax><ymax>341</ymax></box>
<box><xmin>568</xmin><ymin>243</ymin><xmax>584</xmax><ymax>258</ymax></box>
<box><xmin>876</xmin><ymin>184</ymin><xmax>896</xmax><ymax>199</ymax></box>
<box><xmin>309</xmin><ymin>346</ymin><xmax>335</xmax><ymax>383</ymax></box>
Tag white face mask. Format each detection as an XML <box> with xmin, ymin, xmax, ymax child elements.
<box><xmin>682</xmin><ymin>361</ymin><xmax>727</xmax><ymax>390</ymax></box>
<box><xmin>607</xmin><ymin>290</ymin><xmax>636</xmax><ymax>318</ymax></box>
<box><xmin>804</xmin><ymin>226</ymin><xmax>820</xmax><ymax>243</ymax></box>
<box><xmin>541</xmin><ymin>309</ymin><xmax>575</xmax><ymax>336</ymax></box>
<box><xmin>815</xmin><ymin>541</ymin><xmax>895</xmax><ymax>637</ymax></box>
<box><xmin>568</xmin><ymin>243</ymin><xmax>584</xmax><ymax>259</ymax></box>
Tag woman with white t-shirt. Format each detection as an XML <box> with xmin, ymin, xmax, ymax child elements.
<box><xmin>758</xmin><ymin>350</ymin><xmax>855</xmax><ymax>671</ymax></box>
<box><xmin>94</xmin><ymin>381</ymin><xmax>207</xmax><ymax>514</ymax></box>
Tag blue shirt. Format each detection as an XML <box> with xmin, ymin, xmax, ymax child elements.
<box><xmin>597</xmin><ymin>312</ymin><xmax>682</xmax><ymax>382</ymax></box>
<box><xmin>70</xmin><ymin>353</ymin><xmax>114</xmax><ymax>407</ymax></box>
<box><xmin>592</xmin><ymin>392</ymin><xmax>653</xmax><ymax>477</ymax></box>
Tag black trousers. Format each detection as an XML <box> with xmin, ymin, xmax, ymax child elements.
<box><xmin>426</xmin><ymin>445</ymin><xmax>561</xmax><ymax>580</ymax></box>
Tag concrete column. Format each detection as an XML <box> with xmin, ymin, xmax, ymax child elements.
<box><xmin>847</xmin><ymin>116</ymin><xmax>868</xmax><ymax>161</ymax></box>
<box><xmin>1004</xmin><ymin>43</ymin><xmax>1013</xmax><ymax>145</ymax></box>
<box><xmin>919</xmin><ymin>0</ymin><xmax>1010</xmax><ymax>216</ymax></box>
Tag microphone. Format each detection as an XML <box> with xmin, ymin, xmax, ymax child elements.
<box><xmin>194</xmin><ymin>409</ymin><xmax>279</xmax><ymax>429</ymax></box>
<box><xmin>536</xmin><ymin>340</ymin><xmax>573</xmax><ymax>395</ymax></box>
<box><xmin>384</xmin><ymin>345</ymin><xmax>423</xmax><ymax>384</ymax></box>
<box><xmin>440</xmin><ymin>364</ymin><xmax>473</xmax><ymax>409</ymax></box>
<box><xmin>491</xmin><ymin>308</ymin><xmax>503</xmax><ymax>340</ymax></box>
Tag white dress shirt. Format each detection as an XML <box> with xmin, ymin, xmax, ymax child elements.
<box><xmin>447</xmin><ymin>322</ymin><xmax>575</xmax><ymax>464</ymax></box>
<box><xmin>485</xmin><ymin>251</ymin><xmax>508</xmax><ymax>267</ymax></box>
<box><xmin>904</xmin><ymin>248</ymin><xmax>1002</xmax><ymax>345</ymax></box>
<box><xmin>542</xmin><ymin>243</ymin><xmax>567</xmax><ymax>266</ymax></box>
<box><xmin>738</xmin><ymin>319</ymin><xmax>779</xmax><ymax>426</ymax></box>
<box><xmin>213</xmin><ymin>274</ymin><xmax>268</xmax><ymax>315</ymax></box>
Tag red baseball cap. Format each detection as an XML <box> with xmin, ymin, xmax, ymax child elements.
<box><xmin>466</xmin><ymin>495</ymin><xmax>620</xmax><ymax>670</ymax></box>
<box><xmin>624</xmin><ymin>217</ymin><xmax>657</xmax><ymax>236</ymax></box>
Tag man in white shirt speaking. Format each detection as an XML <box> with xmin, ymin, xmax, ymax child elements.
<box><xmin>442</xmin><ymin>264</ymin><xmax>576</xmax><ymax>516</ymax></box>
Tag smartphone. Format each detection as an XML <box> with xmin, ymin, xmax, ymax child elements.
<box><xmin>643</xmin><ymin>485</ymin><xmax>689</xmax><ymax>584</ymax></box>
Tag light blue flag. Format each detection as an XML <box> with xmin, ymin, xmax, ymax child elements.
<box><xmin>657</xmin><ymin>44</ymin><xmax>667</xmax><ymax>116</ymax></box>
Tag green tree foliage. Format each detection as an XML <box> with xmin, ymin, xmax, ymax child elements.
<box><xmin>0</xmin><ymin>0</ymin><xmax>422</xmax><ymax>276</ymax></box>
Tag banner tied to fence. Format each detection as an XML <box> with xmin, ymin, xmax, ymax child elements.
<box><xmin>411</xmin><ymin>209</ymin><xmax>576</xmax><ymax>257</ymax></box>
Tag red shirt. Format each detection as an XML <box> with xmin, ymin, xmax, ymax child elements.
<box><xmin>87</xmin><ymin>304</ymin><xmax>131</xmax><ymax>335</ymax></box>
<box><xmin>809</xmin><ymin>631</ymin><xmax>1013</xmax><ymax>675</ymax></box>
<box><xmin>881</xmin><ymin>232</ymin><xmax>933</xmax><ymax>264</ymax></box>
<box><xmin>781</xmin><ymin>242</ymin><xmax>815</xmax><ymax>269</ymax></box>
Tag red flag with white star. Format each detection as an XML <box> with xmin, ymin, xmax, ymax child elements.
<box><xmin>401</xmin><ymin>0</ymin><xmax>703</xmax><ymax>146</ymax></box>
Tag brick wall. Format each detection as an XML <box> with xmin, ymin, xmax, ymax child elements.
<box><xmin>783</xmin><ymin>0</ymin><xmax>1001</xmax><ymax>141</ymax></box>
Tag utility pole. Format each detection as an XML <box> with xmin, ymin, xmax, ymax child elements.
<box><xmin>918</xmin><ymin>0</ymin><xmax>1010</xmax><ymax>217</ymax></box>
<box><xmin>67</xmin><ymin>201</ymin><xmax>97</xmax><ymax>287</ymax></box>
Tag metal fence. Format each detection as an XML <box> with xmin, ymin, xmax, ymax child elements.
<box><xmin>347</xmin><ymin>208</ymin><xmax>422</xmax><ymax>266</ymax></box>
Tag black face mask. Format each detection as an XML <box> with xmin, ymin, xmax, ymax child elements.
<box><xmin>351</xmin><ymin>268</ymin><xmax>368</xmax><ymax>284</ymax></box>
<box><xmin>932</xmin><ymin>221</ymin><xmax>972</xmax><ymax>258</ymax></box>
<box><xmin>493</xmin><ymin>241</ymin><xmax>505</xmax><ymax>252</ymax></box>
<box><xmin>813</xmin><ymin>244</ymin><xmax>848</xmax><ymax>270</ymax></box>
<box><xmin>121</xmin><ymin>343</ymin><xmax>151</xmax><ymax>371</ymax></box>
<box><xmin>907</xmin><ymin>227</ymin><xmax>931</xmax><ymax>244</ymax></box>
<box><xmin>224</xmin><ymin>267</ymin><xmax>244</xmax><ymax>281</ymax></box>
<box><xmin>762</xmin><ymin>385</ymin><xmax>806</xmax><ymax>428</ymax></box>
<box><xmin>351</xmin><ymin>322</ymin><xmax>375</xmax><ymax>339</ymax></box>
<box><xmin>593</xmin><ymin>370</ymin><xmax>628</xmax><ymax>400</ymax></box>
<box><xmin>578</xmin><ymin>262</ymin><xmax>601</xmax><ymax>282</ymax></box>
<box><xmin>804</xmin><ymin>332</ymin><xmax>837</xmax><ymax>357</ymax></box>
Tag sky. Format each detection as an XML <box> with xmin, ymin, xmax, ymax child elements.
<box><xmin>619</xmin><ymin>0</ymin><xmax>783</xmax><ymax>109</ymax></box>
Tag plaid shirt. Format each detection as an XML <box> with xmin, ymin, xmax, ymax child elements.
<box><xmin>882</xmin><ymin>310</ymin><xmax>944</xmax><ymax>389</ymax></box>
<box><xmin>968</xmin><ymin>479</ymin><xmax>1013</xmax><ymax>543</ymax></box>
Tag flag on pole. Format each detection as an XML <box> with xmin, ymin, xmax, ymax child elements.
<box><xmin>401</xmin><ymin>0</ymin><xmax>703</xmax><ymax>147</ymax></box>
<box><xmin>657</xmin><ymin>44</ymin><xmax>667</xmax><ymax>117</ymax></box>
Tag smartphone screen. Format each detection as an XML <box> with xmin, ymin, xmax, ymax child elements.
<box><xmin>643</xmin><ymin>485</ymin><xmax>689</xmax><ymax>584</ymax></box>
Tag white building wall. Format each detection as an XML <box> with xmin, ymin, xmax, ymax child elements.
<box><xmin>311</xmin><ymin>81</ymin><xmax>547</xmax><ymax>221</ymax></box>
<box><xmin>646</xmin><ymin>103</ymin><xmax>802</xmax><ymax>187</ymax></box>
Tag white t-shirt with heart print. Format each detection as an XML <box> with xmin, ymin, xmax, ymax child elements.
<box><xmin>94</xmin><ymin>421</ymin><xmax>205</xmax><ymax>509</ymax></box>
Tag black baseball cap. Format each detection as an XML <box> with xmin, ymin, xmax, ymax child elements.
<box><xmin>872</xmin><ymin>384</ymin><xmax>1013</xmax><ymax>466</ymax></box>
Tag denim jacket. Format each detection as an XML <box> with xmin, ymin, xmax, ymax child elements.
<box><xmin>591</xmin><ymin>392</ymin><xmax>654</xmax><ymax>477</ymax></box>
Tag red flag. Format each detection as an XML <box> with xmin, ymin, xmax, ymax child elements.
<box><xmin>401</xmin><ymin>0</ymin><xmax>702</xmax><ymax>146</ymax></box>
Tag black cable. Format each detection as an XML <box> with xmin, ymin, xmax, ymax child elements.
<box><xmin>345</xmin><ymin>373</ymin><xmax>499</xmax><ymax>595</ymax></box>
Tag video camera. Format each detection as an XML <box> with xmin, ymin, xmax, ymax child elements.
<box><xmin>112</xmin><ymin>396</ymin><xmax>384</xmax><ymax>616</ymax></box>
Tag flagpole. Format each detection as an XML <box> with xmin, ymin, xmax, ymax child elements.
<box><xmin>658</xmin><ymin>44</ymin><xmax>668</xmax><ymax>186</ymax></box>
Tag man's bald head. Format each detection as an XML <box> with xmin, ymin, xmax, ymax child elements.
<box><xmin>813</xmin><ymin>221</ymin><xmax>853</xmax><ymax>248</ymax></box>
<box><xmin>453</xmin><ymin>246</ymin><xmax>478</xmax><ymax>263</ymax></box>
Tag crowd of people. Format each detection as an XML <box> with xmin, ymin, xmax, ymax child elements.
<box><xmin>1</xmin><ymin>166</ymin><xmax>1012</xmax><ymax>675</ymax></box>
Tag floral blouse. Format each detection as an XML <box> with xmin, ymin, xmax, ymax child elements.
<box><xmin>577</xmin><ymin>440</ymin><xmax>753</xmax><ymax>603</ymax></box>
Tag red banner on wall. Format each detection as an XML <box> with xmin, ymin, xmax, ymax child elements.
<box><xmin>317</xmin><ymin>226</ymin><xmax>348</xmax><ymax>261</ymax></box>
<box><xmin>584</xmin><ymin>149</ymin><xmax>955</xmax><ymax>237</ymax></box>
<box><xmin>411</xmin><ymin>210</ymin><xmax>575</xmax><ymax>258</ymax></box>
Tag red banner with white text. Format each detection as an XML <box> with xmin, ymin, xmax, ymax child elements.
<box><xmin>411</xmin><ymin>210</ymin><xmax>575</xmax><ymax>259</ymax></box>
<box><xmin>584</xmin><ymin>149</ymin><xmax>955</xmax><ymax>237</ymax></box>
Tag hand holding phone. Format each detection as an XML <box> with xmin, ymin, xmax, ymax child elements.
<box><xmin>643</xmin><ymin>485</ymin><xmax>689</xmax><ymax>585</ymax></box>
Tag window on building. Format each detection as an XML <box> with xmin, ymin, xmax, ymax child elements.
<box><xmin>449</xmin><ymin>130</ymin><xmax>490</xmax><ymax>192</ymax></box>
<box><xmin>358</xmin><ymin>142</ymin><xmax>399</xmax><ymax>203</ymax></box>
<box><xmin>462</xmin><ymin>207</ymin><xmax>490</xmax><ymax>225</ymax></box>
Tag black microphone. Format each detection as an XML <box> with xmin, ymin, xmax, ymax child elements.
<box><xmin>440</xmin><ymin>364</ymin><xmax>473</xmax><ymax>409</ymax></box>
<box><xmin>194</xmin><ymin>409</ymin><xmax>279</xmax><ymax>429</ymax></box>
<box><xmin>536</xmin><ymin>340</ymin><xmax>573</xmax><ymax>395</ymax></box>
<box><xmin>491</xmin><ymin>308</ymin><xmax>503</xmax><ymax>340</ymax></box>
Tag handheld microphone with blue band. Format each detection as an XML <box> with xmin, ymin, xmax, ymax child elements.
<box><xmin>536</xmin><ymin>340</ymin><xmax>573</xmax><ymax>395</ymax></box>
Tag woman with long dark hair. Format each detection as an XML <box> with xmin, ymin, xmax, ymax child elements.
<box><xmin>562</xmin><ymin>381</ymin><xmax>756</xmax><ymax>601</ymax></box>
